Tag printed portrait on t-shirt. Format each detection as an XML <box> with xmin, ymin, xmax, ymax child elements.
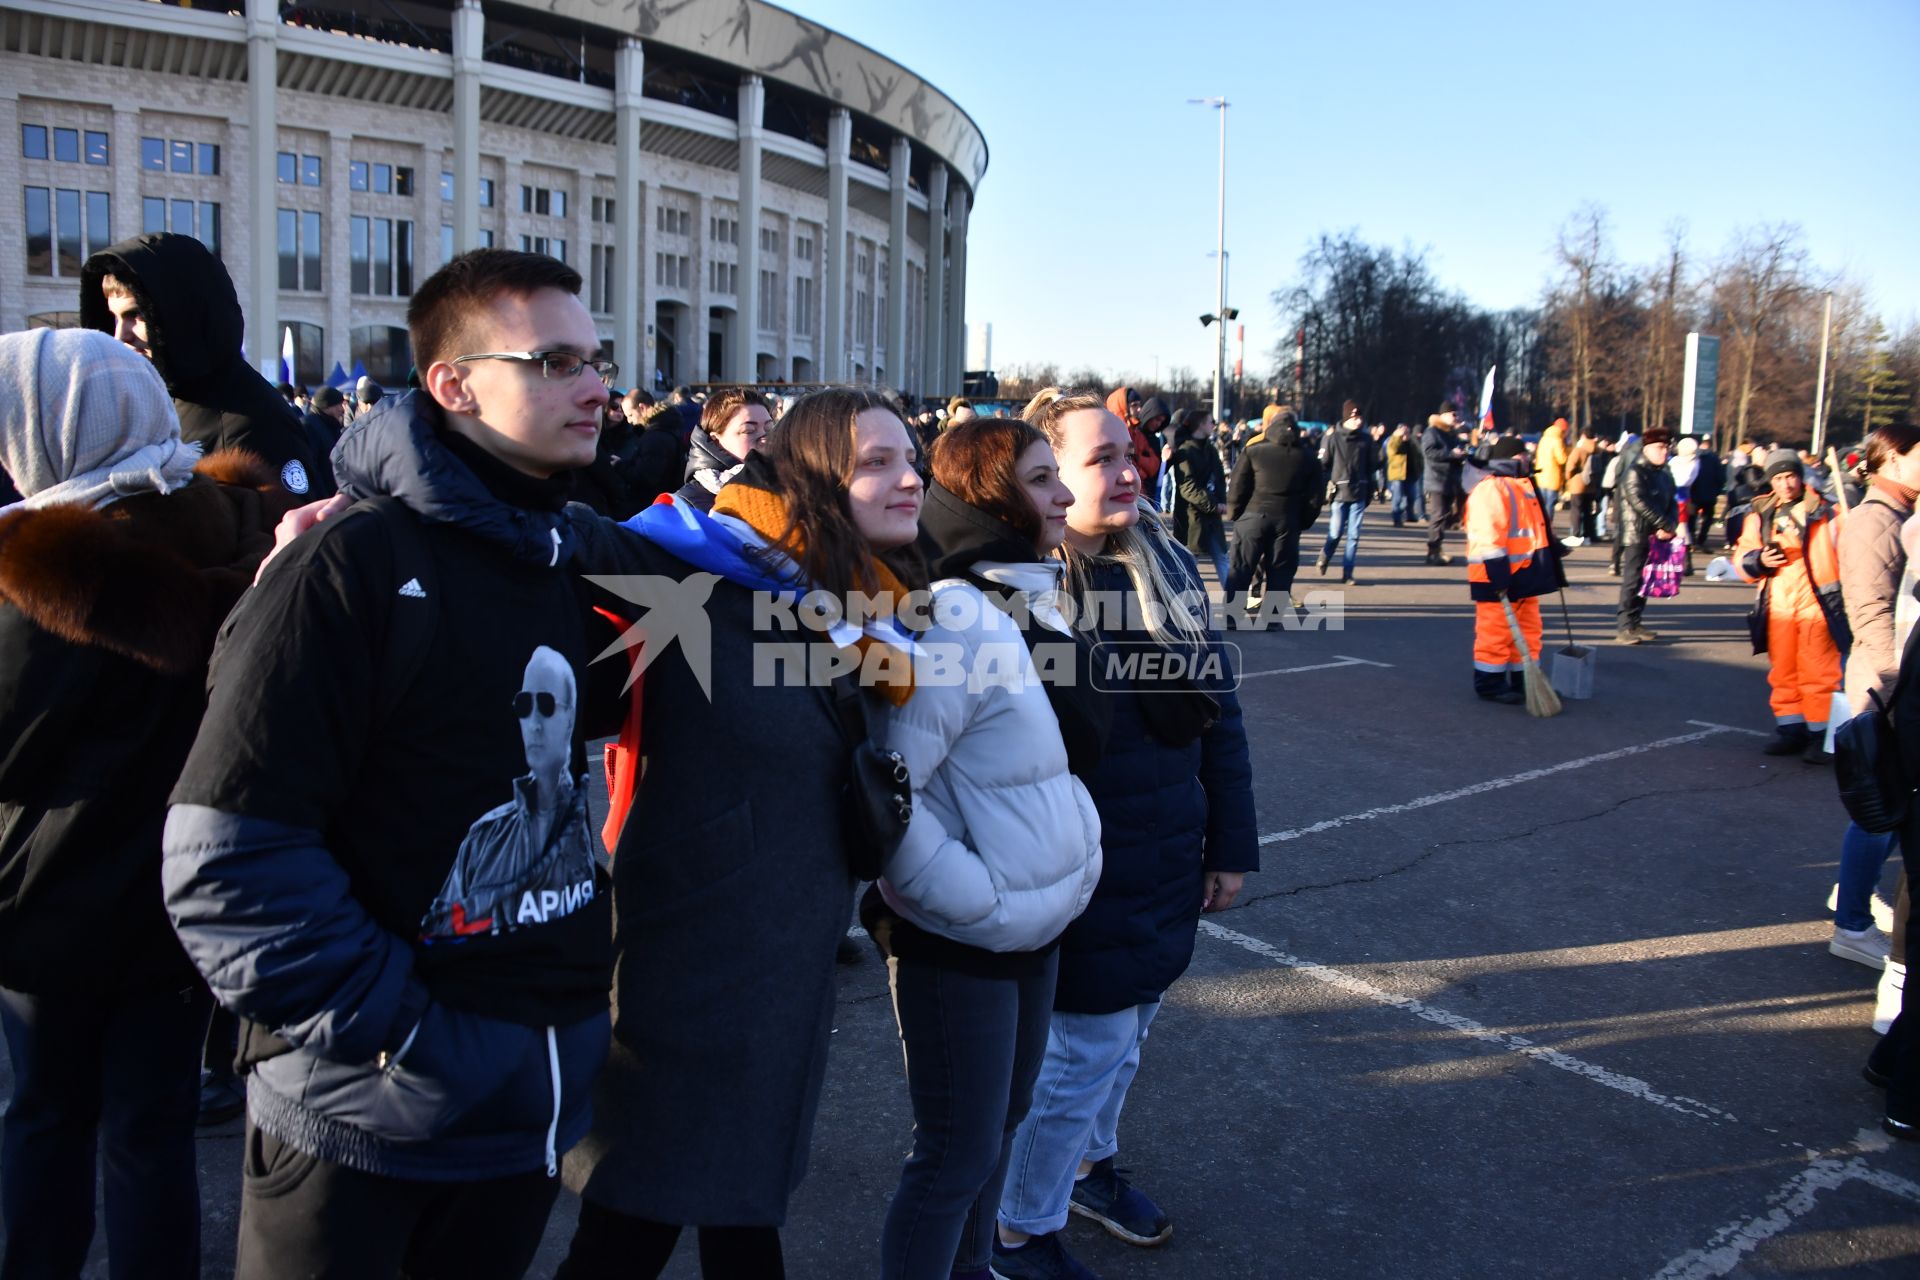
<box><xmin>419</xmin><ymin>645</ymin><xmax>597</xmax><ymax>941</ymax></box>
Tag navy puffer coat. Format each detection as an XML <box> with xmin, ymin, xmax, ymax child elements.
<box><xmin>1053</xmin><ymin>533</ymin><xmax>1258</xmax><ymax>1015</ymax></box>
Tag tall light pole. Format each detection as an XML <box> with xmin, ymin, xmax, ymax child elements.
<box><xmin>1811</xmin><ymin>291</ymin><xmax>1833</xmax><ymax>458</ymax></box>
<box><xmin>1190</xmin><ymin>96</ymin><xmax>1229</xmax><ymax>423</ymax></box>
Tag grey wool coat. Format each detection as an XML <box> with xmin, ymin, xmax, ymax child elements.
<box><xmin>563</xmin><ymin>519</ymin><xmax>857</xmax><ymax>1226</ymax></box>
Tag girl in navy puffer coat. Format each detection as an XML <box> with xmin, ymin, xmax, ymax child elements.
<box><xmin>989</xmin><ymin>389</ymin><xmax>1256</xmax><ymax>1280</ymax></box>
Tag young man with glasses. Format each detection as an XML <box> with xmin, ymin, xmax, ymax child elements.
<box><xmin>162</xmin><ymin>250</ymin><xmax>626</xmax><ymax>1280</ymax></box>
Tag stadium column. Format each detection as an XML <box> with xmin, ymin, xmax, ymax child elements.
<box><xmin>245</xmin><ymin>0</ymin><xmax>278</xmax><ymax>379</ymax></box>
<box><xmin>886</xmin><ymin>136</ymin><xmax>909</xmax><ymax>397</ymax></box>
<box><xmin>734</xmin><ymin>75</ymin><xmax>764</xmax><ymax>384</ymax></box>
<box><xmin>823</xmin><ymin>108</ymin><xmax>850</xmax><ymax>383</ymax></box>
<box><xmin>924</xmin><ymin>162</ymin><xmax>948</xmax><ymax>398</ymax></box>
<box><xmin>613</xmin><ymin>37</ymin><xmax>643</xmax><ymax>390</ymax></box>
<box><xmin>946</xmin><ymin>188</ymin><xmax>968</xmax><ymax>395</ymax></box>
<box><xmin>451</xmin><ymin>0</ymin><xmax>483</xmax><ymax>253</ymax></box>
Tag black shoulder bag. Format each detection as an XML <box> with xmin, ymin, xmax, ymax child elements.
<box><xmin>830</xmin><ymin>674</ymin><xmax>912</xmax><ymax>882</ymax></box>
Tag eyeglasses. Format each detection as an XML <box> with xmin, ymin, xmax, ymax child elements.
<box><xmin>453</xmin><ymin>351</ymin><xmax>618</xmax><ymax>384</ymax></box>
<box><xmin>512</xmin><ymin>691</ymin><xmax>559</xmax><ymax>719</ymax></box>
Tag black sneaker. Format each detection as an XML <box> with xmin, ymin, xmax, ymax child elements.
<box><xmin>989</xmin><ymin>1232</ymin><xmax>1102</xmax><ymax>1280</ymax></box>
<box><xmin>1068</xmin><ymin>1157</ymin><xmax>1172</xmax><ymax>1246</ymax></box>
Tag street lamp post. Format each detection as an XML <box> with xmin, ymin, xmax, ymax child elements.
<box><xmin>1190</xmin><ymin>96</ymin><xmax>1229</xmax><ymax>424</ymax></box>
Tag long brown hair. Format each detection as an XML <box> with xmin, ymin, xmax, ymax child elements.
<box><xmin>761</xmin><ymin>387</ymin><xmax>926</xmax><ymax>600</ymax></box>
<box><xmin>1864</xmin><ymin>423</ymin><xmax>1920</xmax><ymax>475</ymax></box>
<box><xmin>929</xmin><ymin>417</ymin><xmax>1048</xmax><ymax>547</ymax></box>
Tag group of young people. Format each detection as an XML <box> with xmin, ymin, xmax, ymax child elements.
<box><xmin>0</xmin><ymin>246</ymin><xmax>1256</xmax><ymax>1280</ymax></box>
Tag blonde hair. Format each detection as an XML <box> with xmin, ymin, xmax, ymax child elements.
<box><xmin>1021</xmin><ymin>386</ymin><xmax>1208</xmax><ymax>649</ymax></box>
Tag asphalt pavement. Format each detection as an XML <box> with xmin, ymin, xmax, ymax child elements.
<box><xmin>15</xmin><ymin>514</ymin><xmax>1919</xmax><ymax>1278</ymax></box>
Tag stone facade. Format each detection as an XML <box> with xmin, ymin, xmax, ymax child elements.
<box><xmin>0</xmin><ymin>0</ymin><xmax>979</xmax><ymax>396</ymax></box>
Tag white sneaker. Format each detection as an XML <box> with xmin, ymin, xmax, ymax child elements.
<box><xmin>1874</xmin><ymin>960</ymin><xmax>1906</xmax><ymax>1035</ymax></box>
<box><xmin>1831</xmin><ymin>925</ymin><xmax>1892</xmax><ymax>970</ymax></box>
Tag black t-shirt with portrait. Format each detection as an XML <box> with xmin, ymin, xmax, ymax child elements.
<box><xmin>171</xmin><ymin>435</ymin><xmax>614</xmax><ymax>1029</ymax></box>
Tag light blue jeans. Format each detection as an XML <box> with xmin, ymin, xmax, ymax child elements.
<box><xmin>1321</xmin><ymin>500</ymin><xmax>1367</xmax><ymax>579</ymax></box>
<box><xmin>997</xmin><ymin>1002</ymin><xmax>1160</xmax><ymax>1236</ymax></box>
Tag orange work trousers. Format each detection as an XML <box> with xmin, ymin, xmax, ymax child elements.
<box><xmin>1474</xmin><ymin>596</ymin><xmax>1542</xmax><ymax>674</ymax></box>
<box><xmin>1766</xmin><ymin>605</ymin><xmax>1842</xmax><ymax>726</ymax></box>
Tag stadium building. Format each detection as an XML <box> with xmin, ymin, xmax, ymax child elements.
<box><xmin>0</xmin><ymin>0</ymin><xmax>986</xmax><ymax>395</ymax></box>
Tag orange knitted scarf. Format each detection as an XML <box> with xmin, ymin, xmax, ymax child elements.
<box><xmin>712</xmin><ymin>481</ymin><xmax>916</xmax><ymax>705</ymax></box>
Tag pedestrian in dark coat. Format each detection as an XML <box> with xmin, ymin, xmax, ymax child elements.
<box><xmin>1422</xmin><ymin>406</ymin><xmax>1467</xmax><ymax>564</ymax></box>
<box><xmin>560</xmin><ymin>389</ymin><xmax>929</xmax><ymax>1279</ymax></box>
<box><xmin>1169</xmin><ymin>408</ymin><xmax>1229</xmax><ymax>585</ymax></box>
<box><xmin>0</xmin><ymin>328</ymin><xmax>292</xmax><ymax>1280</ymax></box>
<box><xmin>1223</xmin><ymin>409</ymin><xmax>1323</xmax><ymax>610</ymax></box>
<box><xmin>79</xmin><ymin>233</ymin><xmax>323</xmax><ymax>497</ymax></box>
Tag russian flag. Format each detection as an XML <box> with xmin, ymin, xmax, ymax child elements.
<box><xmin>279</xmin><ymin>327</ymin><xmax>295</xmax><ymax>386</ymax></box>
<box><xmin>1477</xmin><ymin>365</ymin><xmax>1496</xmax><ymax>435</ymax></box>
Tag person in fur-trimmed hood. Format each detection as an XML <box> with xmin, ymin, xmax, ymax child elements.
<box><xmin>0</xmin><ymin>328</ymin><xmax>294</xmax><ymax>1280</ymax></box>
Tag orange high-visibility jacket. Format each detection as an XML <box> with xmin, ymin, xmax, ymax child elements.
<box><xmin>1735</xmin><ymin>496</ymin><xmax>1841</xmax><ymax>615</ymax></box>
<box><xmin>1466</xmin><ymin>472</ymin><xmax>1557</xmax><ymax>603</ymax></box>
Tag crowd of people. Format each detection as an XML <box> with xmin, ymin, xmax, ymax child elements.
<box><xmin>0</xmin><ymin>235</ymin><xmax>1912</xmax><ymax>1280</ymax></box>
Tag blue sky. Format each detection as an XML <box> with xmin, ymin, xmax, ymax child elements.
<box><xmin>788</xmin><ymin>0</ymin><xmax>1920</xmax><ymax>385</ymax></box>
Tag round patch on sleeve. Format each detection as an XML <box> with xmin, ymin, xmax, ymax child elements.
<box><xmin>281</xmin><ymin>460</ymin><xmax>311</xmax><ymax>495</ymax></box>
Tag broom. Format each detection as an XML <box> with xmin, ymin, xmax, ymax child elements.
<box><xmin>1501</xmin><ymin>596</ymin><xmax>1562</xmax><ymax>717</ymax></box>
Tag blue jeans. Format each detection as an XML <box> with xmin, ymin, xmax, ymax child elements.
<box><xmin>1837</xmin><ymin>824</ymin><xmax>1899</xmax><ymax>933</ymax></box>
<box><xmin>1321</xmin><ymin>500</ymin><xmax>1367</xmax><ymax>579</ymax></box>
<box><xmin>1389</xmin><ymin>480</ymin><xmax>1413</xmax><ymax>525</ymax></box>
<box><xmin>1538</xmin><ymin>487</ymin><xmax>1560</xmax><ymax>532</ymax></box>
<box><xmin>1</xmin><ymin>982</ymin><xmax>212</xmax><ymax>1280</ymax></box>
<box><xmin>998</xmin><ymin>1002</ymin><xmax>1160</xmax><ymax>1236</ymax></box>
<box><xmin>882</xmin><ymin>952</ymin><xmax>1057</xmax><ymax>1279</ymax></box>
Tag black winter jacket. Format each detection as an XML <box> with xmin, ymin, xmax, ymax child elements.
<box><xmin>1053</xmin><ymin>533</ymin><xmax>1257</xmax><ymax>1014</ymax></box>
<box><xmin>0</xmin><ymin>454</ymin><xmax>289</xmax><ymax>997</ymax></box>
<box><xmin>1620</xmin><ymin>459</ymin><xmax>1680</xmax><ymax>545</ymax></box>
<box><xmin>1171</xmin><ymin>432</ymin><xmax>1226</xmax><ymax>552</ymax></box>
<box><xmin>163</xmin><ymin>393</ymin><xmax>624</xmax><ymax>1181</ymax></box>
<box><xmin>1422</xmin><ymin>424</ymin><xmax>1465</xmax><ymax>491</ymax></box>
<box><xmin>1227</xmin><ymin>428</ymin><xmax>1323</xmax><ymax>525</ymax></box>
<box><xmin>1322</xmin><ymin>426</ymin><xmax>1377</xmax><ymax>503</ymax></box>
<box><xmin>80</xmin><ymin>234</ymin><xmax>323</xmax><ymax>496</ymax></box>
<box><xmin>675</xmin><ymin>429</ymin><xmax>743</xmax><ymax>513</ymax></box>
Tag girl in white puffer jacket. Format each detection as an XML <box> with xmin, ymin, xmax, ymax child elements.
<box><xmin>866</xmin><ymin>417</ymin><xmax>1107</xmax><ymax>1280</ymax></box>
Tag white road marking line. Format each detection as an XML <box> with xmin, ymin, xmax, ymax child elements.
<box><xmin>1258</xmin><ymin>723</ymin><xmax>1747</xmax><ymax>846</ymax></box>
<box><xmin>1196</xmin><ymin>918</ymin><xmax>1739</xmax><ymax>1124</ymax></box>
<box><xmin>1239</xmin><ymin>655</ymin><xmax>1395</xmax><ymax>680</ymax></box>
<box><xmin>1683</xmin><ymin>719</ymin><xmax>1773</xmax><ymax>739</ymax></box>
<box><xmin>1647</xmin><ymin>1137</ymin><xmax>1920</xmax><ymax>1279</ymax></box>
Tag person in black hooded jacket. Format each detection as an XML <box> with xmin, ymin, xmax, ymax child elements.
<box><xmin>1224</xmin><ymin>409</ymin><xmax>1323</xmax><ymax>612</ymax></box>
<box><xmin>79</xmin><ymin>233</ymin><xmax>325</xmax><ymax>498</ymax></box>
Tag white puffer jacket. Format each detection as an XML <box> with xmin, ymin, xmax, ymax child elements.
<box><xmin>878</xmin><ymin>565</ymin><xmax>1103</xmax><ymax>953</ymax></box>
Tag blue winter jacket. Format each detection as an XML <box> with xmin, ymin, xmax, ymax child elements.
<box><xmin>1053</xmin><ymin>536</ymin><xmax>1258</xmax><ymax>1014</ymax></box>
<box><xmin>162</xmin><ymin>393</ymin><xmax>614</xmax><ymax>1182</ymax></box>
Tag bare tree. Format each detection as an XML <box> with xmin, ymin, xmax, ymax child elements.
<box><xmin>1550</xmin><ymin>205</ymin><xmax>1619</xmax><ymax>433</ymax></box>
<box><xmin>1712</xmin><ymin>224</ymin><xmax>1811</xmax><ymax>449</ymax></box>
<box><xmin>1638</xmin><ymin>223</ymin><xmax>1689</xmax><ymax>434</ymax></box>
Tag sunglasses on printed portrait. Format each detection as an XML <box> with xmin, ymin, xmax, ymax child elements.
<box><xmin>513</xmin><ymin>691</ymin><xmax>559</xmax><ymax>719</ymax></box>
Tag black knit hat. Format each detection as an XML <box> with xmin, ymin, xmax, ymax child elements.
<box><xmin>1489</xmin><ymin>435</ymin><xmax>1527</xmax><ymax>461</ymax></box>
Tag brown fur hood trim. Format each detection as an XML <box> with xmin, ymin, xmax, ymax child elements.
<box><xmin>0</xmin><ymin>448</ymin><xmax>294</xmax><ymax>675</ymax></box>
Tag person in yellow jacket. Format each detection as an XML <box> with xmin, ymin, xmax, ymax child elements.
<box><xmin>1467</xmin><ymin>436</ymin><xmax>1559</xmax><ymax>703</ymax></box>
<box><xmin>1533</xmin><ymin>418</ymin><xmax>1570</xmax><ymax>533</ymax></box>
<box><xmin>1736</xmin><ymin>448</ymin><xmax>1846</xmax><ymax>762</ymax></box>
